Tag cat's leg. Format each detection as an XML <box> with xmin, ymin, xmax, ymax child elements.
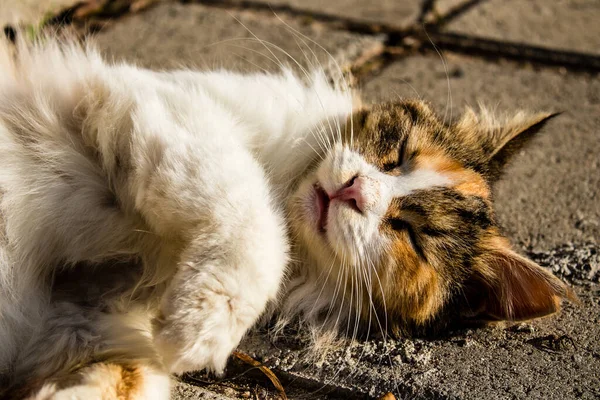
<box><xmin>71</xmin><ymin>86</ymin><xmax>291</xmax><ymax>373</ymax></box>
<box><xmin>5</xmin><ymin>301</ymin><xmax>170</xmax><ymax>400</ymax></box>
<box><xmin>142</xmin><ymin>142</ymin><xmax>289</xmax><ymax>375</ymax></box>
<box><xmin>1</xmin><ymin>68</ymin><xmax>288</xmax><ymax>376</ymax></box>
<box><xmin>27</xmin><ymin>363</ymin><xmax>169</xmax><ymax>400</ymax></box>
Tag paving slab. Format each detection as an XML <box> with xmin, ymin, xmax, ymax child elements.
<box><xmin>221</xmin><ymin>0</ymin><xmax>423</xmax><ymax>30</ymax></box>
<box><xmin>94</xmin><ymin>2</ymin><xmax>384</xmax><ymax>73</ymax></box>
<box><xmin>363</xmin><ymin>54</ymin><xmax>600</xmax><ymax>250</ymax></box>
<box><xmin>238</xmin><ymin>252</ymin><xmax>600</xmax><ymax>399</ymax></box>
<box><xmin>231</xmin><ymin>241</ymin><xmax>600</xmax><ymax>400</ymax></box>
<box><xmin>442</xmin><ymin>0</ymin><xmax>600</xmax><ymax>55</ymax></box>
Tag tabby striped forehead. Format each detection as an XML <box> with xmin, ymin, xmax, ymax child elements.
<box><xmin>340</xmin><ymin>100</ymin><xmax>495</xmax><ymax>259</ymax></box>
<box><xmin>345</xmin><ymin>100</ymin><xmax>492</xmax><ymax>201</ymax></box>
<box><xmin>343</xmin><ymin>99</ymin><xmax>496</xmax><ymax>260</ymax></box>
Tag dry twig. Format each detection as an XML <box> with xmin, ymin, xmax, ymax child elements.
<box><xmin>232</xmin><ymin>350</ymin><xmax>288</xmax><ymax>400</ymax></box>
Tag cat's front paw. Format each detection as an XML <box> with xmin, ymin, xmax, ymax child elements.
<box><xmin>153</xmin><ymin>313</ymin><xmax>236</xmax><ymax>375</ymax></box>
<box><xmin>153</xmin><ymin>269</ymin><xmax>261</xmax><ymax>375</ymax></box>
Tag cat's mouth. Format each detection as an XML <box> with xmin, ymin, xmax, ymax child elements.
<box><xmin>314</xmin><ymin>184</ymin><xmax>330</xmax><ymax>233</ymax></box>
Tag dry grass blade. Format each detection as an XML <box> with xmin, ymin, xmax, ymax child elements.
<box><xmin>232</xmin><ymin>350</ymin><xmax>288</xmax><ymax>400</ymax></box>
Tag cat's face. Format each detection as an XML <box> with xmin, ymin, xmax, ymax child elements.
<box><xmin>288</xmin><ymin>100</ymin><xmax>572</xmax><ymax>336</ymax></box>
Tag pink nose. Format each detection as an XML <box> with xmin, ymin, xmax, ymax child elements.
<box><xmin>331</xmin><ymin>176</ymin><xmax>366</xmax><ymax>213</ymax></box>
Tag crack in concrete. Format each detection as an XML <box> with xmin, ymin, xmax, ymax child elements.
<box><xmin>10</xmin><ymin>0</ymin><xmax>598</xmax><ymax>81</ymax></box>
<box><xmin>188</xmin><ymin>0</ymin><xmax>600</xmax><ymax>75</ymax></box>
<box><xmin>414</xmin><ymin>30</ymin><xmax>600</xmax><ymax>73</ymax></box>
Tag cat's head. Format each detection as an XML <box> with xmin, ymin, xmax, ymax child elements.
<box><xmin>287</xmin><ymin>100</ymin><xmax>574</xmax><ymax>337</ymax></box>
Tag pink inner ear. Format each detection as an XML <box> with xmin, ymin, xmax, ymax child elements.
<box><xmin>475</xmin><ymin>249</ymin><xmax>571</xmax><ymax>321</ymax></box>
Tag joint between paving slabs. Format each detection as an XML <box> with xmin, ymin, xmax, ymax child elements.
<box><xmin>7</xmin><ymin>0</ymin><xmax>598</xmax><ymax>81</ymax></box>
<box><xmin>173</xmin><ymin>0</ymin><xmax>489</xmax><ymax>83</ymax></box>
<box><xmin>189</xmin><ymin>0</ymin><xmax>600</xmax><ymax>77</ymax></box>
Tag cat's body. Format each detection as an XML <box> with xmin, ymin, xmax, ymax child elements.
<box><xmin>0</xmin><ymin>38</ymin><xmax>571</xmax><ymax>399</ymax></box>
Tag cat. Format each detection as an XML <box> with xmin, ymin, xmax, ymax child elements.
<box><xmin>0</xmin><ymin>35</ymin><xmax>573</xmax><ymax>399</ymax></box>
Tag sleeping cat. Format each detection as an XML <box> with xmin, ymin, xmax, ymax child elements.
<box><xmin>0</xmin><ymin>36</ymin><xmax>572</xmax><ymax>399</ymax></box>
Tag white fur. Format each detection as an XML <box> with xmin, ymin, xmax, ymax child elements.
<box><xmin>0</xmin><ymin>37</ymin><xmax>354</xmax><ymax>397</ymax></box>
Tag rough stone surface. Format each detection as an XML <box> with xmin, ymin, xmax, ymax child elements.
<box><xmin>173</xmin><ymin>380</ymin><xmax>234</xmax><ymax>400</ymax></box>
<box><xmin>529</xmin><ymin>243</ymin><xmax>599</xmax><ymax>285</ymax></box>
<box><xmin>443</xmin><ymin>0</ymin><xmax>600</xmax><ymax>55</ymax></box>
<box><xmin>95</xmin><ymin>2</ymin><xmax>384</xmax><ymax>73</ymax></box>
<box><xmin>236</xmin><ymin>0</ymin><xmax>423</xmax><ymax>30</ymax></box>
<box><xmin>363</xmin><ymin>54</ymin><xmax>600</xmax><ymax>250</ymax></box>
<box><xmin>234</xmin><ymin>242</ymin><xmax>600</xmax><ymax>399</ymax></box>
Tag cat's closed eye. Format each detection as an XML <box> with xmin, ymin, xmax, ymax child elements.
<box><xmin>388</xmin><ymin>217</ymin><xmax>425</xmax><ymax>260</ymax></box>
<box><xmin>382</xmin><ymin>140</ymin><xmax>407</xmax><ymax>172</ymax></box>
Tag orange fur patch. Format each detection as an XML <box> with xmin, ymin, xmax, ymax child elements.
<box><xmin>373</xmin><ymin>230</ymin><xmax>444</xmax><ymax>327</ymax></box>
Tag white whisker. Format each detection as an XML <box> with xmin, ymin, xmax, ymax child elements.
<box><xmin>423</xmin><ymin>26</ymin><xmax>453</xmax><ymax>123</ymax></box>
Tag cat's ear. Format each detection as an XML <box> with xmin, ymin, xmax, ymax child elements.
<box><xmin>456</xmin><ymin>107</ymin><xmax>559</xmax><ymax>181</ymax></box>
<box><xmin>463</xmin><ymin>241</ymin><xmax>575</xmax><ymax>322</ymax></box>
